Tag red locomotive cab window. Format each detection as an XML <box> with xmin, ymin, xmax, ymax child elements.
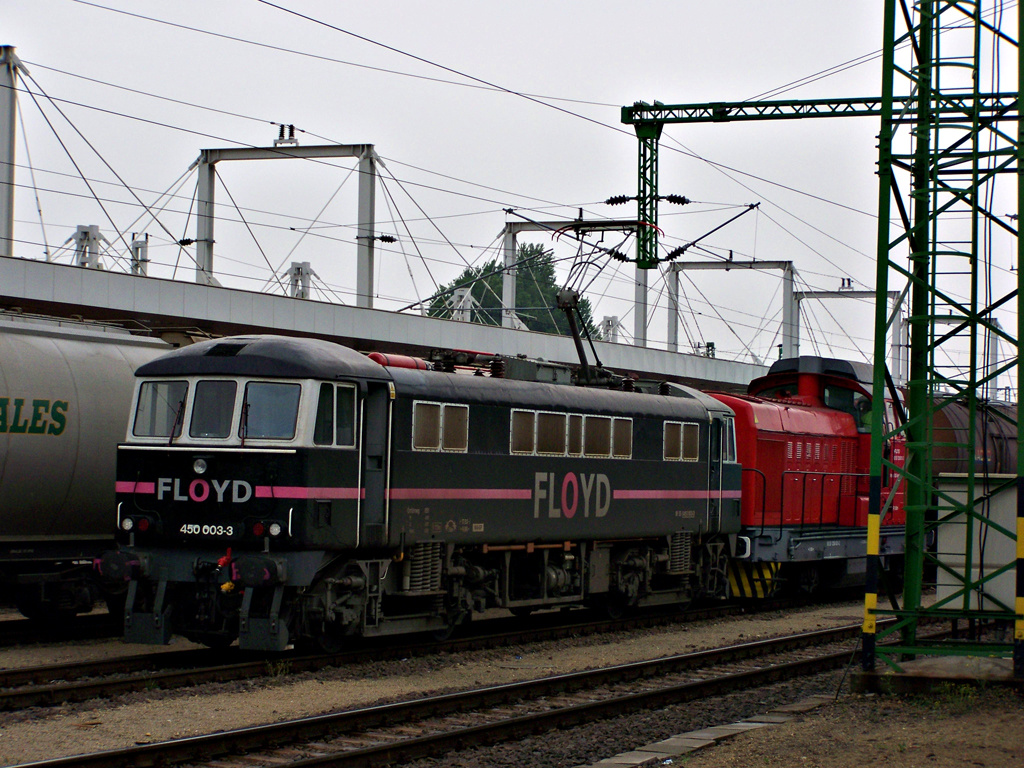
<box><xmin>853</xmin><ymin>393</ymin><xmax>872</xmax><ymax>433</ymax></box>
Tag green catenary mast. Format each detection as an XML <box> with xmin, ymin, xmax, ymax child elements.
<box><xmin>621</xmin><ymin>0</ymin><xmax>1021</xmax><ymax>676</ymax></box>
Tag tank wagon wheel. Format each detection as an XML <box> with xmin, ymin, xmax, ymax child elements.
<box><xmin>14</xmin><ymin>588</ymin><xmax>78</xmax><ymax>627</ymax></box>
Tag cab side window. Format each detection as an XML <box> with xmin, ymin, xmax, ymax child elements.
<box><xmin>314</xmin><ymin>383</ymin><xmax>358</xmax><ymax>447</ymax></box>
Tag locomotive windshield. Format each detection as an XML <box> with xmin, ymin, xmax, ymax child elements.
<box><xmin>190</xmin><ymin>380</ymin><xmax>237</xmax><ymax>438</ymax></box>
<box><xmin>130</xmin><ymin>377</ymin><xmax>307</xmax><ymax>443</ymax></box>
<box><xmin>823</xmin><ymin>385</ymin><xmax>872</xmax><ymax>433</ymax></box>
<box><xmin>240</xmin><ymin>382</ymin><xmax>301</xmax><ymax>439</ymax></box>
<box><xmin>133</xmin><ymin>380</ymin><xmax>187</xmax><ymax>437</ymax></box>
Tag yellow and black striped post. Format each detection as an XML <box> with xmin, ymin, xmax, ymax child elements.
<box><xmin>1016</xmin><ymin>476</ymin><xmax>1023</xmax><ymax>677</ymax></box>
<box><xmin>862</xmin><ymin>478</ymin><xmax>882</xmax><ymax>670</ymax></box>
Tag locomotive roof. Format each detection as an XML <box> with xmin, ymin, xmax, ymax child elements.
<box><xmin>761</xmin><ymin>356</ymin><xmax>872</xmax><ymax>388</ymax></box>
<box><xmin>135</xmin><ymin>335</ymin><xmax>392</xmax><ymax>381</ymax></box>
<box><xmin>386</xmin><ymin>365</ymin><xmax>728</xmax><ymax>420</ymax></box>
<box><xmin>136</xmin><ymin>334</ymin><xmax>731</xmax><ymax>420</ymax></box>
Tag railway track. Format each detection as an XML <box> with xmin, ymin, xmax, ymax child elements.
<box><xmin>15</xmin><ymin>623</ymin><xmax>871</xmax><ymax>768</ymax></box>
<box><xmin>0</xmin><ymin>612</ymin><xmax>117</xmax><ymax>648</ymax></box>
<box><xmin>0</xmin><ymin>597</ymin><xmax>829</xmax><ymax>711</ymax></box>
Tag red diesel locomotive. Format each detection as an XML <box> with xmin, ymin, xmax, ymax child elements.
<box><xmin>715</xmin><ymin>356</ymin><xmax>907</xmax><ymax>598</ymax></box>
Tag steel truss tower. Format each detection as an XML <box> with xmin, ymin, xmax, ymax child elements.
<box><xmin>861</xmin><ymin>0</ymin><xmax>1022</xmax><ymax>676</ymax></box>
<box><xmin>621</xmin><ymin>3</ymin><xmax>1021</xmax><ymax>677</ymax></box>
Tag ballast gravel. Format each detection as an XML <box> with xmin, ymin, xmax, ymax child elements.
<box><xmin>0</xmin><ymin>600</ymin><xmax>1019</xmax><ymax>767</ymax></box>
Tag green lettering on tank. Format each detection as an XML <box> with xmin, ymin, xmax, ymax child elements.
<box><xmin>48</xmin><ymin>401</ymin><xmax>68</xmax><ymax>436</ymax></box>
<box><xmin>28</xmin><ymin>400</ymin><xmax>50</xmax><ymax>434</ymax></box>
<box><xmin>0</xmin><ymin>397</ymin><xmax>70</xmax><ymax>435</ymax></box>
<box><xmin>8</xmin><ymin>399</ymin><xmax>29</xmax><ymax>433</ymax></box>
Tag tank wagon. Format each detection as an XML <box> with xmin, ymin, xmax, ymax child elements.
<box><xmin>0</xmin><ymin>314</ymin><xmax>169</xmax><ymax>619</ymax></box>
<box><xmin>102</xmin><ymin>335</ymin><xmax>744</xmax><ymax>651</ymax></box>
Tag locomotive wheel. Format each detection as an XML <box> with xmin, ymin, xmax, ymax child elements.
<box><xmin>310</xmin><ymin>629</ymin><xmax>346</xmax><ymax>655</ymax></box>
<box><xmin>796</xmin><ymin>565</ymin><xmax>821</xmax><ymax>595</ymax></box>
<box><xmin>601</xmin><ymin>593</ymin><xmax>629</xmax><ymax>620</ymax></box>
<box><xmin>429</xmin><ymin>609</ymin><xmax>468</xmax><ymax>642</ymax></box>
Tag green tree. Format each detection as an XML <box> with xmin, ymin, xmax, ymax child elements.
<box><xmin>426</xmin><ymin>243</ymin><xmax>599</xmax><ymax>338</ymax></box>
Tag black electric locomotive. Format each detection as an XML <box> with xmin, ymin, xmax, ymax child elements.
<box><xmin>102</xmin><ymin>335</ymin><xmax>742</xmax><ymax>651</ymax></box>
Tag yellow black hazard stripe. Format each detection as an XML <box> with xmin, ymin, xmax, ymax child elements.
<box><xmin>728</xmin><ymin>561</ymin><xmax>781</xmax><ymax>599</ymax></box>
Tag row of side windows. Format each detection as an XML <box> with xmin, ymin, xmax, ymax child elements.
<box><xmin>409</xmin><ymin>400</ymin><xmax>705</xmax><ymax>462</ymax></box>
<box><xmin>511</xmin><ymin>410</ymin><xmax>633</xmax><ymax>459</ymax></box>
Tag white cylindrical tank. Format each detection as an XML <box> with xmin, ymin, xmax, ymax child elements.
<box><xmin>0</xmin><ymin>315</ymin><xmax>169</xmax><ymax>553</ymax></box>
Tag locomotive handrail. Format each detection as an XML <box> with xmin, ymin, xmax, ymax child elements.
<box><xmin>781</xmin><ymin>470</ymin><xmax>869</xmax><ymax>531</ymax></box>
<box><xmin>740</xmin><ymin>467</ymin><xmax>768</xmax><ymax>537</ymax></box>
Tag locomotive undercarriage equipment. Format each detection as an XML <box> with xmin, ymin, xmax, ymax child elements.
<box><xmin>123</xmin><ymin>578</ymin><xmax>174</xmax><ymax>645</ymax></box>
<box><xmin>295</xmin><ymin>545</ymin><xmax>474</xmax><ymax>651</ymax></box>
<box><xmin>179</xmin><ymin>579</ymin><xmax>242</xmax><ymax>649</ymax></box>
<box><xmin>488</xmin><ymin>543</ymin><xmax>585</xmax><ymax>613</ymax></box>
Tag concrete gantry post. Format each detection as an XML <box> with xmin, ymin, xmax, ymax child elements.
<box><xmin>0</xmin><ymin>46</ymin><xmax>26</xmax><ymax>260</ymax></box>
<box><xmin>501</xmin><ymin>217</ymin><xmax>639</xmax><ymax>334</ymax></box>
<box><xmin>667</xmin><ymin>260</ymin><xmax>796</xmax><ymax>357</ymax></box>
<box><xmin>192</xmin><ymin>144</ymin><xmax>376</xmax><ymax>300</ymax></box>
<box><xmin>794</xmin><ymin>289</ymin><xmax>906</xmax><ymax>384</ymax></box>
<box><xmin>355</xmin><ymin>148</ymin><xmax>376</xmax><ymax>308</ymax></box>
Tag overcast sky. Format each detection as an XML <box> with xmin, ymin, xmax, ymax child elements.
<box><xmin>2</xmin><ymin>2</ymin><xmax>1017</xmax><ymax>376</ymax></box>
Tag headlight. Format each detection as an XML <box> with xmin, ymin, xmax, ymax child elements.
<box><xmin>121</xmin><ymin>517</ymin><xmax>134</xmax><ymax>531</ymax></box>
<box><xmin>193</xmin><ymin>458</ymin><xmax>208</xmax><ymax>475</ymax></box>
<box><xmin>269</xmin><ymin>523</ymin><xmax>282</xmax><ymax>537</ymax></box>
